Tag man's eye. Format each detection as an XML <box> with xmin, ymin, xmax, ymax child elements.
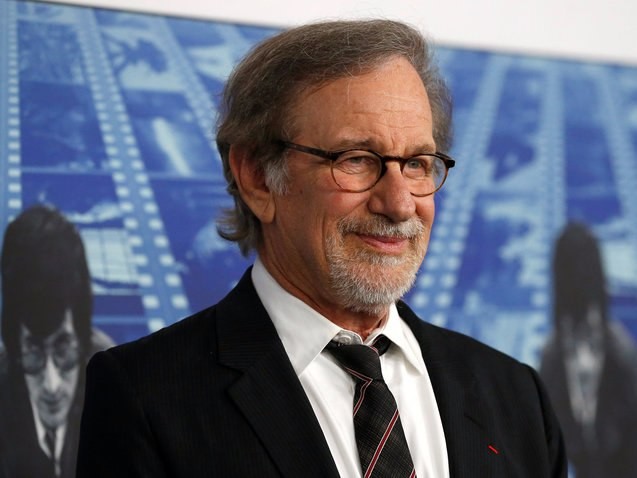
<box><xmin>55</xmin><ymin>337</ymin><xmax>71</xmax><ymax>348</ymax></box>
<box><xmin>24</xmin><ymin>341</ymin><xmax>41</xmax><ymax>352</ymax></box>
<box><xmin>54</xmin><ymin>334</ymin><xmax>74</xmax><ymax>350</ymax></box>
<box><xmin>406</xmin><ymin>158</ymin><xmax>426</xmax><ymax>170</ymax></box>
<box><xmin>337</xmin><ymin>153</ymin><xmax>376</xmax><ymax>173</ymax></box>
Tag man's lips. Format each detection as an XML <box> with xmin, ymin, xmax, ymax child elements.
<box><xmin>42</xmin><ymin>395</ymin><xmax>64</xmax><ymax>411</ymax></box>
<box><xmin>356</xmin><ymin>233</ymin><xmax>410</xmax><ymax>253</ymax></box>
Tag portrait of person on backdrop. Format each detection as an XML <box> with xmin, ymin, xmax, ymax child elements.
<box><xmin>0</xmin><ymin>204</ymin><xmax>114</xmax><ymax>478</ymax></box>
<box><xmin>540</xmin><ymin>222</ymin><xmax>637</xmax><ymax>477</ymax></box>
<box><xmin>76</xmin><ymin>19</ymin><xmax>567</xmax><ymax>477</ymax></box>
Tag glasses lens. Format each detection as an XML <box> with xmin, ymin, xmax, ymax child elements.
<box><xmin>21</xmin><ymin>339</ymin><xmax>80</xmax><ymax>375</ymax></box>
<box><xmin>21</xmin><ymin>348</ymin><xmax>44</xmax><ymax>375</ymax></box>
<box><xmin>54</xmin><ymin>341</ymin><xmax>80</xmax><ymax>372</ymax></box>
<box><xmin>332</xmin><ymin>150</ymin><xmax>381</xmax><ymax>192</ymax></box>
<box><xmin>403</xmin><ymin>155</ymin><xmax>447</xmax><ymax>196</ymax></box>
<box><xmin>330</xmin><ymin>150</ymin><xmax>449</xmax><ymax>196</ymax></box>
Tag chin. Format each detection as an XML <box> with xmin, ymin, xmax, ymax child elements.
<box><xmin>329</xmin><ymin>254</ymin><xmax>420</xmax><ymax>315</ymax></box>
<box><xmin>40</xmin><ymin>407</ymin><xmax>70</xmax><ymax>430</ymax></box>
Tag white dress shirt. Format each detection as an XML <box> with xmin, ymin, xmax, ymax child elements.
<box><xmin>252</xmin><ymin>258</ymin><xmax>449</xmax><ymax>478</ymax></box>
<box><xmin>29</xmin><ymin>397</ymin><xmax>65</xmax><ymax>476</ymax></box>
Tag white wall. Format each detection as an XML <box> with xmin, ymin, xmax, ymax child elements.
<box><xmin>45</xmin><ymin>0</ymin><xmax>636</xmax><ymax>65</ymax></box>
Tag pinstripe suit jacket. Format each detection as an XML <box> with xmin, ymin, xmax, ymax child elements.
<box><xmin>76</xmin><ymin>268</ymin><xmax>566</xmax><ymax>477</ymax></box>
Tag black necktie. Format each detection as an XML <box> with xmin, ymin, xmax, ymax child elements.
<box><xmin>327</xmin><ymin>335</ymin><xmax>416</xmax><ymax>478</ymax></box>
<box><xmin>45</xmin><ymin>427</ymin><xmax>56</xmax><ymax>460</ymax></box>
<box><xmin>45</xmin><ymin>427</ymin><xmax>58</xmax><ymax>476</ymax></box>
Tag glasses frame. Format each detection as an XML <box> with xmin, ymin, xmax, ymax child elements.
<box><xmin>20</xmin><ymin>335</ymin><xmax>81</xmax><ymax>375</ymax></box>
<box><xmin>279</xmin><ymin>140</ymin><xmax>455</xmax><ymax>197</ymax></box>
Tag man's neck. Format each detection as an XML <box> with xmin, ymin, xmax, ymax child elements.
<box><xmin>255</xmin><ymin>254</ymin><xmax>390</xmax><ymax>341</ymax></box>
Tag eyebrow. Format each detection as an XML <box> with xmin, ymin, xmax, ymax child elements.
<box><xmin>329</xmin><ymin>137</ymin><xmax>437</xmax><ymax>154</ymax></box>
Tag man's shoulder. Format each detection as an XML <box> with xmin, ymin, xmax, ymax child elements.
<box><xmin>103</xmin><ymin>303</ymin><xmax>219</xmax><ymax>365</ymax></box>
<box><xmin>84</xmin><ymin>304</ymin><xmax>223</xmax><ymax>404</ymax></box>
<box><xmin>89</xmin><ymin>268</ymin><xmax>262</xmax><ymax>382</ymax></box>
<box><xmin>401</xmin><ymin>306</ymin><xmax>552</xmax><ymax>423</ymax></box>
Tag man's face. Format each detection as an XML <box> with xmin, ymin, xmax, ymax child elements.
<box><xmin>20</xmin><ymin>309</ymin><xmax>80</xmax><ymax>430</ymax></box>
<box><xmin>261</xmin><ymin>57</ymin><xmax>437</xmax><ymax>317</ymax></box>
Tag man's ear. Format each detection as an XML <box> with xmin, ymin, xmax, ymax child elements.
<box><xmin>229</xmin><ymin>145</ymin><xmax>276</xmax><ymax>224</ymax></box>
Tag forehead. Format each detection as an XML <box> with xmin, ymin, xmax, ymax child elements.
<box><xmin>20</xmin><ymin>309</ymin><xmax>76</xmax><ymax>343</ymax></box>
<box><xmin>289</xmin><ymin>57</ymin><xmax>434</xmax><ymax>151</ymax></box>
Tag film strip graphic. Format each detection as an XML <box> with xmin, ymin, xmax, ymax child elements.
<box><xmin>598</xmin><ymin>68</ymin><xmax>637</xmax><ymax>253</ymax></box>
<box><xmin>1</xmin><ymin>2</ymin><xmax>230</xmax><ymax>341</ymax></box>
<box><xmin>411</xmin><ymin>53</ymin><xmax>637</xmax><ymax>364</ymax></box>
<box><xmin>73</xmin><ymin>8</ymin><xmax>189</xmax><ymax>332</ymax></box>
<box><xmin>2</xmin><ymin>0</ymin><xmax>636</xmax><ymax>355</ymax></box>
<box><xmin>411</xmin><ymin>54</ymin><xmax>511</xmax><ymax>339</ymax></box>
<box><xmin>1</xmin><ymin>0</ymin><xmax>22</xmax><ymax>225</ymax></box>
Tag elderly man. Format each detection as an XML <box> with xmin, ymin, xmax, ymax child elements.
<box><xmin>77</xmin><ymin>20</ymin><xmax>566</xmax><ymax>477</ymax></box>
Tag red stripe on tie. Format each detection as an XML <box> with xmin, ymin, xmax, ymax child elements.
<box><xmin>364</xmin><ymin>409</ymin><xmax>399</xmax><ymax>478</ymax></box>
<box><xmin>345</xmin><ymin>367</ymin><xmax>372</xmax><ymax>382</ymax></box>
<box><xmin>353</xmin><ymin>380</ymin><xmax>372</xmax><ymax>416</ymax></box>
<box><xmin>488</xmin><ymin>444</ymin><xmax>499</xmax><ymax>454</ymax></box>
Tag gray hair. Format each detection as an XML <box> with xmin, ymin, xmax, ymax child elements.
<box><xmin>216</xmin><ymin>19</ymin><xmax>453</xmax><ymax>255</ymax></box>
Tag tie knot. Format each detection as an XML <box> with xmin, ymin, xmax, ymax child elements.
<box><xmin>327</xmin><ymin>335</ymin><xmax>392</xmax><ymax>381</ymax></box>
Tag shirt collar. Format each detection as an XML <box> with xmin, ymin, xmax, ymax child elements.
<box><xmin>251</xmin><ymin>257</ymin><xmax>426</xmax><ymax>376</ymax></box>
<box><xmin>29</xmin><ymin>394</ymin><xmax>66</xmax><ymax>461</ymax></box>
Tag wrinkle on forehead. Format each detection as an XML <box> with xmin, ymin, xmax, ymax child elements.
<box><xmin>341</xmin><ymin>65</ymin><xmax>427</xmax><ymax>107</ymax></box>
<box><xmin>287</xmin><ymin>57</ymin><xmax>434</xmax><ymax>153</ymax></box>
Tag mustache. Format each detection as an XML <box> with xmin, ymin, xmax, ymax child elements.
<box><xmin>337</xmin><ymin>215</ymin><xmax>426</xmax><ymax>239</ymax></box>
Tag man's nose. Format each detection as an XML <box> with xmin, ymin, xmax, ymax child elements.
<box><xmin>43</xmin><ymin>354</ymin><xmax>62</xmax><ymax>393</ymax></box>
<box><xmin>366</xmin><ymin>162</ymin><xmax>416</xmax><ymax>222</ymax></box>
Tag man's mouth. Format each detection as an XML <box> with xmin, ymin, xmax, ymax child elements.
<box><xmin>356</xmin><ymin>233</ymin><xmax>411</xmax><ymax>254</ymax></box>
<box><xmin>42</xmin><ymin>396</ymin><xmax>63</xmax><ymax>412</ymax></box>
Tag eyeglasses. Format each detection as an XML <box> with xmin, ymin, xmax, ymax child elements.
<box><xmin>20</xmin><ymin>334</ymin><xmax>81</xmax><ymax>375</ymax></box>
<box><xmin>280</xmin><ymin>141</ymin><xmax>455</xmax><ymax>197</ymax></box>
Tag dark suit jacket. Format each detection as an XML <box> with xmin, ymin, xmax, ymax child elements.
<box><xmin>0</xmin><ymin>373</ymin><xmax>82</xmax><ymax>478</ymax></box>
<box><xmin>540</xmin><ymin>323</ymin><xmax>637</xmax><ymax>478</ymax></box>
<box><xmin>0</xmin><ymin>329</ymin><xmax>113</xmax><ymax>478</ymax></box>
<box><xmin>76</xmin><ymin>269</ymin><xmax>566</xmax><ymax>477</ymax></box>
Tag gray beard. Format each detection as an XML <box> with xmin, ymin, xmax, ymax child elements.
<box><xmin>326</xmin><ymin>215</ymin><xmax>427</xmax><ymax>316</ymax></box>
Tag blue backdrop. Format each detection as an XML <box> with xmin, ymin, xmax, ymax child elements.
<box><xmin>1</xmin><ymin>1</ymin><xmax>637</xmax><ymax>475</ymax></box>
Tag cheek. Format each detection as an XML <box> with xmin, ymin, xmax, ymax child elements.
<box><xmin>24</xmin><ymin>374</ymin><xmax>43</xmax><ymax>396</ymax></box>
<box><xmin>416</xmin><ymin>198</ymin><xmax>436</xmax><ymax>225</ymax></box>
<box><xmin>63</xmin><ymin>366</ymin><xmax>80</xmax><ymax>392</ymax></box>
<box><xmin>308</xmin><ymin>191</ymin><xmax>364</xmax><ymax>225</ymax></box>
<box><xmin>334</xmin><ymin>191</ymin><xmax>373</xmax><ymax>216</ymax></box>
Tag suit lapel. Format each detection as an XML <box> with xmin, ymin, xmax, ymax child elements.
<box><xmin>216</xmin><ymin>269</ymin><xmax>339</xmax><ymax>478</ymax></box>
<box><xmin>398</xmin><ymin>302</ymin><xmax>505</xmax><ymax>477</ymax></box>
<box><xmin>213</xmin><ymin>271</ymin><xmax>506</xmax><ymax>477</ymax></box>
